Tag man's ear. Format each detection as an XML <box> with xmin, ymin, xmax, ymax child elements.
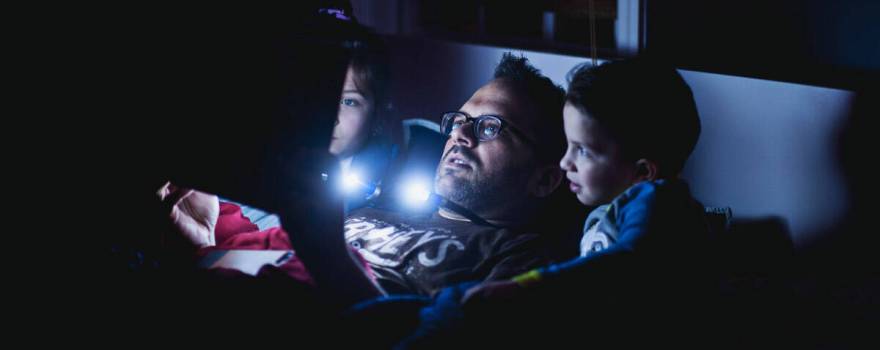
<box><xmin>634</xmin><ymin>158</ymin><xmax>659</xmax><ymax>182</ymax></box>
<box><xmin>530</xmin><ymin>165</ymin><xmax>564</xmax><ymax>198</ymax></box>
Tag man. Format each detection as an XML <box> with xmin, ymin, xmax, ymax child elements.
<box><xmin>341</xmin><ymin>53</ymin><xmax>576</xmax><ymax>296</ymax></box>
<box><xmin>162</xmin><ymin>53</ymin><xmax>581</xmax><ymax>307</ymax></box>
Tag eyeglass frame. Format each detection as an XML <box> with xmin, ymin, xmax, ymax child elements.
<box><xmin>439</xmin><ymin>111</ymin><xmax>536</xmax><ymax>145</ymax></box>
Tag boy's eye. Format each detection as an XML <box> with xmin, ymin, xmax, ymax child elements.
<box><xmin>341</xmin><ymin>98</ymin><xmax>360</xmax><ymax>107</ymax></box>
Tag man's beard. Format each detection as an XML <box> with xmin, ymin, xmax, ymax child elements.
<box><xmin>435</xmin><ymin>170</ymin><xmax>493</xmax><ymax>211</ymax></box>
<box><xmin>434</xmin><ymin>160</ymin><xmax>530</xmax><ymax>214</ymax></box>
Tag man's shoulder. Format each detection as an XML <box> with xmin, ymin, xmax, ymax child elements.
<box><xmin>347</xmin><ymin>207</ymin><xmax>471</xmax><ymax>225</ymax></box>
<box><xmin>345</xmin><ymin>207</ymin><xmax>454</xmax><ymax>234</ymax></box>
<box><xmin>470</xmin><ymin>224</ymin><xmax>556</xmax><ymax>257</ymax></box>
<box><xmin>346</xmin><ymin>206</ymin><xmax>386</xmax><ymax>219</ymax></box>
<box><xmin>346</xmin><ymin>206</ymin><xmax>425</xmax><ymax>224</ymax></box>
<box><xmin>345</xmin><ymin>207</ymin><xmax>529</xmax><ymax>241</ymax></box>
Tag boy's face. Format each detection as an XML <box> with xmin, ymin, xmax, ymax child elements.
<box><xmin>560</xmin><ymin>102</ymin><xmax>638</xmax><ymax>206</ymax></box>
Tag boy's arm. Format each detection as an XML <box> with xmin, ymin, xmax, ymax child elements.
<box><xmin>526</xmin><ymin>181</ymin><xmax>662</xmax><ymax>282</ymax></box>
<box><xmin>463</xmin><ymin>181</ymin><xmax>671</xmax><ymax>305</ymax></box>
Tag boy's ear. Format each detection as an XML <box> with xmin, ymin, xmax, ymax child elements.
<box><xmin>634</xmin><ymin>158</ymin><xmax>659</xmax><ymax>182</ymax></box>
<box><xmin>530</xmin><ymin>164</ymin><xmax>564</xmax><ymax>198</ymax></box>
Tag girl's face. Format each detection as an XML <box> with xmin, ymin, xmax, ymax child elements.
<box><xmin>559</xmin><ymin>102</ymin><xmax>638</xmax><ymax>206</ymax></box>
<box><xmin>329</xmin><ymin>65</ymin><xmax>374</xmax><ymax>159</ymax></box>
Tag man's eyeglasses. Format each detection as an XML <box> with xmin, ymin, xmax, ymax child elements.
<box><xmin>440</xmin><ymin>111</ymin><xmax>532</xmax><ymax>144</ymax></box>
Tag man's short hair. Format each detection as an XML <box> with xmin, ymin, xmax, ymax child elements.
<box><xmin>565</xmin><ymin>57</ymin><xmax>701</xmax><ymax>177</ymax></box>
<box><xmin>493</xmin><ymin>53</ymin><xmax>566</xmax><ymax>164</ymax></box>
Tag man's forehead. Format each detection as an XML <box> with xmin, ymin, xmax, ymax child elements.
<box><xmin>461</xmin><ymin>80</ymin><xmax>537</xmax><ymax>130</ymax></box>
<box><xmin>461</xmin><ymin>81</ymin><xmax>512</xmax><ymax>113</ymax></box>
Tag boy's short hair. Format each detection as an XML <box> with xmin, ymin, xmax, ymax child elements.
<box><xmin>566</xmin><ymin>57</ymin><xmax>701</xmax><ymax>177</ymax></box>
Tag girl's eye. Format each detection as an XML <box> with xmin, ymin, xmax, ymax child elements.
<box><xmin>341</xmin><ymin>98</ymin><xmax>360</xmax><ymax>107</ymax></box>
<box><xmin>577</xmin><ymin>145</ymin><xmax>591</xmax><ymax>157</ymax></box>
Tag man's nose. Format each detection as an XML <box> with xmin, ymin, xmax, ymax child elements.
<box><xmin>449</xmin><ymin>123</ymin><xmax>477</xmax><ymax>148</ymax></box>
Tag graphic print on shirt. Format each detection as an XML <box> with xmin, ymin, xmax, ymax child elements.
<box><xmin>580</xmin><ymin>222</ymin><xmax>613</xmax><ymax>255</ymax></box>
<box><xmin>344</xmin><ymin>217</ymin><xmax>466</xmax><ymax>270</ymax></box>
<box><xmin>579</xmin><ymin>204</ymin><xmax>619</xmax><ymax>257</ymax></box>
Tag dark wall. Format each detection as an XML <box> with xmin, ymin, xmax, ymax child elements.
<box><xmin>646</xmin><ymin>0</ymin><xmax>880</xmax><ymax>90</ymax></box>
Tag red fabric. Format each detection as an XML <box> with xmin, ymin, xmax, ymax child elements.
<box><xmin>199</xmin><ymin>202</ymin><xmax>374</xmax><ymax>286</ymax></box>
<box><xmin>214</xmin><ymin>201</ymin><xmax>261</xmax><ymax>245</ymax></box>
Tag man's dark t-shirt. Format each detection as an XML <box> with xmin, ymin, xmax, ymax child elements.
<box><xmin>345</xmin><ymin>207</ymin><xmax>558</xmax><ymax>295</ymax></box>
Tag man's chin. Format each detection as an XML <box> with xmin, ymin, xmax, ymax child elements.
<box><xmin>435</xmin><ymin>175</ymin><xmax>467</xmax><ymax>197</ymax></box>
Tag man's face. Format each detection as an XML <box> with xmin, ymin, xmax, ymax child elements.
<box><xmin>434</xmin><ymin>79</ymin><xmax>540</xmax><ymax>213</ymax></box>
<box><xmin>559</xmin><ymin>102</ymin><xmax>637</xmax><ymax>206</ymax></box>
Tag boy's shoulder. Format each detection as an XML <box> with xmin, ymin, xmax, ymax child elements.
<box><xmin>603</xmin><ymin>179</ymin><xmax>722</xmax><ymax>233</ymax></box>
<box><xmin>608</xmin><ymin>179</ymin><xmax>689</xmax><ymax>210</ymax></box>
